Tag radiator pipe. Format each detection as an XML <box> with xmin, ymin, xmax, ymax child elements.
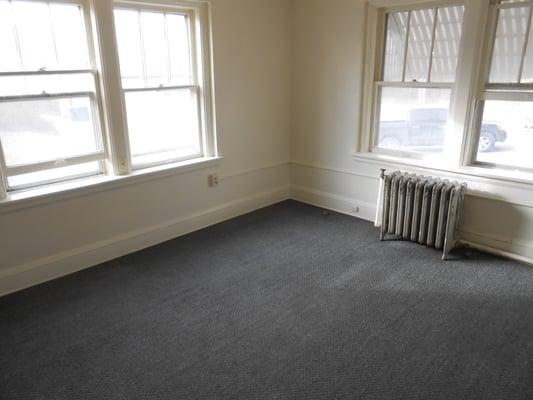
<box><xmin>375</xmin><ymin>168</ymin><xmax>386</xmax><ymax>227</ymax></box>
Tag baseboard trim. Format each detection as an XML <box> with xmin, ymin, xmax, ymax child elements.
<box><xmin>291</xmin><ymin>184</ymin><xmax>533</xmax><ymax>266</ymax></box>
<box><xmin>290</xmin><ymin>184</ymin><xmax>375</xmax><ymax>222</ymax></box>
<box><xmin>0</xmin><ymin>185</ymin><xmax>290</xmax><ymax>297</ymax></box>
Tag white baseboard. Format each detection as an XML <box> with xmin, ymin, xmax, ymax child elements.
<box><xmin>460</xmin><ymin>231</ymin><xmax>533</xmax><ymax>266</ymax></box>
<box><xmin>4</xmin><ymin>182</ymin><xmax>533</xmax><ymax>297</ymax></box>
<box><xmin>291</xmin><ymin>184</ymin><xmax>533</xmax><ymax>266</ymax></box>
<box><xmin>0</xmin><ymin>185</ymin><xmax>290</xmax><ymax>297</ymax></box>
<box><xmin>291</xmin><ymin>184</ymin><xmax>376</xmax><ymax>222</ymax></box>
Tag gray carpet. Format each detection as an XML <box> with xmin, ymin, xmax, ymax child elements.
<box><xmin>1</xmin><ymin>200</ymin><xmax>533</xmax><ymax>400</ymax></box>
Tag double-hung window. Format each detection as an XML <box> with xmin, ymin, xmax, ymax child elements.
<box><xmin>0</xmin><ymin>0</ymin><xmax>215</xmax><ymax>199</ymax></box>
<box><xmin>113</xmin><ymin>4</ymin><xmax>204</xmax><ymax>169</ymax></box>
<box><xmin>373</xmin><ymin>4</ymin><xmax>465</xmax><ymax>157</ymax></box>
<box><xmin>0</xmin><ymin>0</ymin><xmax>106</xmax><ymax>191</ymax></box>
<box><xmin>472</xmin><ymin>0</ymin><xmax>533</xmax><ymax>171</ymax></box>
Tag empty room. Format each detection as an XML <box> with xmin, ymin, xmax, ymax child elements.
<box><xmin>1</xmin><ymin>0</ymin><xmax>533</xmax><ymax>398</ymax></box>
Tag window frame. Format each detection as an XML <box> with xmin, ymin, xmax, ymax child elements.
<box><xmin>0</xmin><ymin>0</ymin><xmax>218</xmax><ymax>199</ymax></box>
<box><xmin>358</xmin><ymin>0</ymin><xmax>533</xmax><ymax>185</ymax></box>
<box><xmin>468</xmin><ymin>0</ymin><xmax>533</xmax><ymax>173</ymax></box>
<box><xmin>112</xmin><ymin>0</ymin><xmax>215</xmax><ymax>171</ymax></box>
<box><xmin>368</xmin><ymin>1</ymin><xmax>465</xmax><ymax>161</ymax></box>
<box><xmin>0</xmin><ymin>0</ymin><xmax>110</xmax><ymax>192</ymax></box>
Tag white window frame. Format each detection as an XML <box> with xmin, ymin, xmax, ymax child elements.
<box><xmin>112</xmin><ymin>1</ymin><xmax>209</xmax><ymax>170</ymax></box>
<box><xmin>0</xmin><ymin>0</ymin><xmax>110</xmax><ymax>192</ymax></box>
<box><xmin>357</xmin><ymin>0</ymin><xmax>533</xmax><ymax>181</ymax></box>
<box><xmin>362</xmin><ymin>0</ymin><xmax>466</xmax><ymax>162</ymax></box>
<box><xmin>467</xmin><ymin>0</ymin><xmax>533</xmax><ymax>174</ymax></box>
<box><xmin>0</xmin><ymin>0</ymin><xmax>218</xmax><ymax>201</ymax></box>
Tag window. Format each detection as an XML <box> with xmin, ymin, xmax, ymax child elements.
<box><xmin>472</xmin><ymin>1</ymin><xmax>533</xmax><ymax>170</ymax></box>
<box><xmin>362</xmin><ymin>0</ymin><xmax>533</xmax><ymax>181</ymax></box>
<box><xmin>0</xmin><ymin>0</ymin><xmax>106</xmax><ymax>191</ymax></box>
<box><xmin>0</xmin><ymin>0</ymin><xmax>216</xmax><ymax>198</ymax></box>
<box><xmin>114</xmin><ymin>5</ymin><xmax>203</xmax><ymax>169</ymax></box>
<box><xmin>374</xmin><ymin>5</ymin><xmax>465</xmax><ymax>156</ymax></box>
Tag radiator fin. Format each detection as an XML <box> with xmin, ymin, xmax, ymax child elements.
<box><xmin>379</xmin><ymin>171</ymin><xmax>466</xmax><ymax>260</ymax></box>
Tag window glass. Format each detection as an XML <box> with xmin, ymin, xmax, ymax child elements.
<box><xmin>431</xmin><ymin>6</ymin><xmax>464</xmax><ymax>82</ymax></box>
<box><xmin>377</xmin><ymin>87</ymin><xmax>451</xmax><ymax>154</ymax></box>
<box><xmin>114</xmin><ymin>7</ymin><xmax>200</xmax><ymax>168</ymax></box>
<box><xmin>476</xmin><ymin>100</ymin><xmax>533</xmax><ymax>169</ymax></box>
<box><xmin>383</xmin><ymin>12</ymin><xmax>408</xmax><ymax>82</ymax></box>
<box><xmin>0</xmin><ymin>0</ymin><xmax>103</xmax><ymax>191</ymax></box>
<box><xmin>0</xmin><ymin>97</ymin><xmax>99</xmax><ymax>166</ymax></box>
<box><xmin>489</xmin><ymin>6</ymin><xmax>530</xmax><ymax>83</ymax></box>
<box><xmin>405</xmin><ymin>9</ymin><xmax>435</xmax><ymax>82</ymax></box>
<box><xmin>124</xmin><ymin>89</ymin><xmax>200</xmax><ymax>166</ymax></box>
<box><xmin>7</xmin><ymin>0</ymin><xmax>90</xmax><ymax>71</ymax></box>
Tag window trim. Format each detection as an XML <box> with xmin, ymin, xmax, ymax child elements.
<box><xmin>112</xmin><ymin>0</ymin><xmax>215</xmax><ymax>172</ymax></box>
<box><xmin>467</xmin><ymin>0</ymin><xmax>533</xmax><ymax>173</ymax></box>
<box><xmin>369</xmin><ymin>2</ymin><xmax>465</xmax><ymax>160</ymax></box>
<box><xmin>0</xmin><ymin>0</ymin><xmax>218</xmax><ymax>200</ymax></box>
<box><xmin>0</xmin><ymin>0</ymin><xmax>110</xmax><ymax>193</ymax></box>
<box><xmin>357</xmin><ymin>0</ymin><xmax>533</xmax><ymax>185</ymax></box>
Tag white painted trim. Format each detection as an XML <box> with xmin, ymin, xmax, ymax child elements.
<box><xmin>351</xmin><ymin>152</ymin><xmax>533</xmax><ymax>208</ymax></box>
<box><xmin>0</xmin><ymin>185</ymin><xmax>290</xmax><ymax>297</ymax></box>
<box><xmin>290</xmin><ymin>183</ymin><xmax>533</xmax><ymax>266</ymax></box>
<box><xmin>290</xmin><ymin>184</ymin><xmax>376</xmax><ymax>222</ymax></box>
<box><xmin>291</xmin><ymin>161</ymin><xmax>377</xmax><ymax>180</ymax></box>
<box><xmin>460</xmin><ymin>239</ymin><xmax>533</xmax><ymax>267</ymax></box>
<box><xmin>0</xmin><ymin>156</ymin><xmax>224</xmax><ymax>215</ymax></box>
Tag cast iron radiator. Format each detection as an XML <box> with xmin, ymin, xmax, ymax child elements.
<box><xmin>377</xmin><ymin>169</ymin><xmax>467</xmax><ymax>260</ymax></box>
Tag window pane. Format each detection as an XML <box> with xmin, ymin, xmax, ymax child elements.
<box><xmin>49</xmin><ymin>3</ymin><xmax>90</xmax><ymax>69</ymax></box>
<box><xmin>114</xmin><ymin>9</ymin><xmax>193</xmax><ymax>88</ymax></box>
<box><xmin>489</xmin><ymin>6</ymin><xmax>530</xmax><ymax>83</ymax></box>
<box><xmin>114</xmin><ymin>9</ymin><xmax>144</xmax><ymax>89</ymax></box>
<box><xmin>520</xmin><ymin>8</ymin><xmax>533</xmax><ymax>82</ymax></box>
<box><xmin>7</xmin><ymin>161</ymin><xmax>101</xmax><ymax>189</ymax></box>
<box><xmin>431</xmin><ymin>6</ymin><xmax>464</xmax><ymax>82</ymax></box>
<box><xmin>141</xmin><ymin>11</ymin><xmax>168</xmax><ymax>86</ymax></box>
<box><xmin>0</xmin><ymin>1</ymin><xmax>20</xmax><ymax>71</ymax></box>
<box><xmin>11</xmin><ymin>1</ymin><xmax>90</xmax><ymax>70</ymax></box>
<box><xmin>383</xmin><ymin>12</ymin><xmax>408</xmax><ymax>81</ymax></box>
<box><xmin>167</xmin><ymin>14</ymin><xmax>192</xmax><ymax>85</ymax></box>
<box><xmin>124</xmin><ymin>89</ymin><xmax>201</xmax><ymax>166</ymax></box>
<box><xmin>475</xmin><ymin>100</ymin><xmax>531</xmax><ymax>169</ymax></box>
<box><xmin>0</xmin><ymin>97</ymin><xmax>100</xmax><ymax>166</ymax></box>
<box><xmin>405</xmin><ymin>9</ymin><xmax>435</xmax><ymax>83</ymax></box>
<box><xmin>377</xmin><ymin>86</ymin><xmax>451</xmax><ymax>154</ymax></box>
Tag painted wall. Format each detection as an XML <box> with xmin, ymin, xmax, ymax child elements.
<box><xmin>0</xmin><ymin>0</ymin><xmax>292</xmax><ymax>295</ymax></box>
<box><xmin>290</xmin><ymin>0</ymin><xmax>533</xmax><ymax>263</ymax></box>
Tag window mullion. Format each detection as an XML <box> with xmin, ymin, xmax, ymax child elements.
<box><xmin>453</xmin><ymin>0</ymin><xmax>492</xmax><ymax>167</ymax></box>
<box><xmin>427</xmin><ymin>8</ymin><xmax>439</xmax><ymax>83</ymax></box>
<box><xmin>137</xmin><ymin>11</ymin><xmax>148</xmax><ymax>85</ymax></box>
<box><xmin>47</xmin><ymin>2</ymin><xmax>60</xmax><ymax>68</ymax></box>
<box><xmin>401</xmin><ymin>11</ymin><xmax>411</xmax><ymax>82</ymax></box>
<box><xmin>90</xmin><ymin>0</ymin><xmax>131</xmax><ymax>175</ymax></box>
<box><xmin>518</xmin><ymin>6</ymin><xmax>533</xmax><ymax>83</ymax></box>
<box><xmin>9</xmin><ymin>0</ymin><xmax>24</xmax><ymax>69</ymax></box>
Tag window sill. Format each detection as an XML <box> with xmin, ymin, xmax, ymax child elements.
<box><xmin>352</xmin><ymin>151</ymin><xmax>533</xmax><ymax>206</ymax></box>
<box><xmin>0</xmin><ymin>156</ymin><xmax>223</xmax><ymax>215</ymax></box>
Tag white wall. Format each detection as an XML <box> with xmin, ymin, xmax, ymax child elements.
<box><xmin>0</xmin><ymin>0</ymin><xmax>292</xmax><ymax>295</ymax></box>
<box><xmin>290</xmin><ymin>0</ymin><xmax>533</xmax><ymax>264</ymax></box>
<box><xmin>3</xmin><ymin>0</ymin><xmax>533</xmax><ymax>297</ymax></box>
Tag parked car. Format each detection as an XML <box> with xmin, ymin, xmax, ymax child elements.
<box><xmin>379</xmin><ymin>107</ymin><xmax>507</xmax><ymax>152</ymax></box>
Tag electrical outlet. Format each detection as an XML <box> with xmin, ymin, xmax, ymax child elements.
<box><xmin>208</xmin><ymin>173</ymin><xmax>219</xmax><ymax>187</ymax></box>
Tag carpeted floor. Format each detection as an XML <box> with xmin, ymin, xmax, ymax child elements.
<box><xmin>1</xmin><ymin>200</ymin><xmax>533</xmax><ymax>400</ymax></box>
